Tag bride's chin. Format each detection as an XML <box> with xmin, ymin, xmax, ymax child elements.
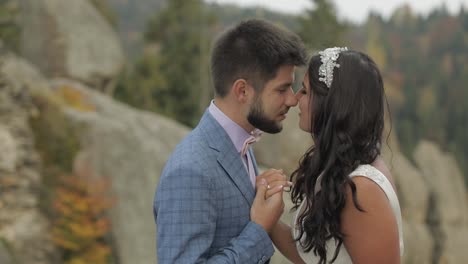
<box><xmin>298</xmin><ymin>124</ymin><xmax>307</xmax><ymax>132</ymax></box>
<box><xmin>298</xmin><ymin>122</ymin><xmax>312</xmax><ymax>132</ymax></box>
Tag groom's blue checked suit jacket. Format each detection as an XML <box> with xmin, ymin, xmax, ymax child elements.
<box><xmin>154</xmin><ymin>110</ymin><xmax>274</xmax><ymax>263</ymax></box>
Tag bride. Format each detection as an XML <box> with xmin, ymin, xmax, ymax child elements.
<box><xmin>255</xmin><ymin>47</ymin><xmax>404</xmax><ymax>264</ymax></box>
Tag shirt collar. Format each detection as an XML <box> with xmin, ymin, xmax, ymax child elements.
<box><xmin>208</xmin><ymin>100</ymin><xmax>252</xmax><ymax>153</ymax></box>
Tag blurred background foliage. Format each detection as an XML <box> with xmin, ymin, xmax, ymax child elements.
<box><xmin>115</xmin><ymin>0</ymin><xmax>218</xmax><ymax>127</ymax></box>
<box><xmin>29</xmin><ymin>87</ymin><xmax>112</xmax><ymax>263</ymax></box>
<box><xmin>2</xmin><ymin>0</ymin><xmax>467</xmax><ymax>190</ymax></box>
<box><xmin>52</xmin><ymin>174</ymin><xmax>114</xmax><ymax>264</ymax></box>
<box><xmin>90</xmin><ymin>0</ymin><xmax>118</xmax><ymax>28</ymax></box>
<box><xmin>112</xmin><ymin>0</ymin><xmax>468</xmax><ymax>182</ymax></box>
<box><xmin>0</xmin><ymin>0</ymin><xmax>20</xmax><ymax>51</ymax></box>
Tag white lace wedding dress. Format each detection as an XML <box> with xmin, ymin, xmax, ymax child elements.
<box><xmin>292</xmin><ymin>165</ymin><xmax>404</xmax><ymax>263</ymax></box>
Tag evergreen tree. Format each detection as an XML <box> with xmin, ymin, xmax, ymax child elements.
<box><xmin>90</xmin><ymin>0</ymin><xmax>118</xmax><ymax>28</ymax></box>
<box><xmin>373</xmin><ymin>6</ymin><xmax>468</xmax><ymax>183</ymax></box>
<box><xmin>115</xmin><ymin>0</ymin><xmax>216</xmax><ymax>127</ymax></box>
<box><xmin>144</xmin><ymin>0</ymin><xmax>216</xmax><ymax>126</ymax></box>
<box><xmin>365</xmin><ymin>14</ymin><xmax>387</xmax><ymax>69</ymax></box>
<box><xmin>0</xmin><ymin>0</ymin><xmax>20</xmax><ymax>51</ymax></box>
<box><xmin>298</xmin><ymin>0</ymin><xmax>347</xmax><ymax>51</ymax></box>
<box><xmin>114</xmin><ymin>56</ymin><xmax>167</xmax><ymax>114</ymax></box>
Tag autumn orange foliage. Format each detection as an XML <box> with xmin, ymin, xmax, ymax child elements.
<box><xmin>52</xmin><ymin>174</ymin><xmax>114</xmax><ymax>264</ymax></box>
<box><xmin>56</xmin><ymin>85</ymin><xmax>96</xmax><ymax>112</ymax></box>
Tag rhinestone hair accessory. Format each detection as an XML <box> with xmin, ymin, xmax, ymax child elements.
<box><xmin>318</xmin><ymin>47</ymin><xmax>348</xmax><ymax>88</ymax></box>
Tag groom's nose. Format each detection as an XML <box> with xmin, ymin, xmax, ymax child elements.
<box><xmin>285</xmin><ymin>88</ymin><xmax>298</xmax><ymax>107</ymax></box>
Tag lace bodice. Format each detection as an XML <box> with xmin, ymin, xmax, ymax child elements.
<box><xmin>292</xmin><ymin>164</ymin><xmax>404</xmax><ymax>263</ymax></box>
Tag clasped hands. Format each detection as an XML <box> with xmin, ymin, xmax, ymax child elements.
<box><xmin>257</xmin><ymin>169</ymin><xmax>293</xmax><ymax>199</ymax></box>
<box><xmin>250</xmin><ymin>169</ymin><xmax>293</xmax><ymax>233</ymax></box>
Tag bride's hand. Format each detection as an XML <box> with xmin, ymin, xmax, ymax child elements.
<box><xmin>256</xmin><ymin>169</ymin><xmax>293</xmax><ymax>199</ymax></box>
<box><xmin>251</xmin><ymin>179</ymin><xmax>284</xmax><ymax>233</ymax></box>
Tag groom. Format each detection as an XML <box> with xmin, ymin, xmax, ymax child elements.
<box><xmin>154</xmin><ymin>19</ymin><xmax>306</xmax><ymax>263</ymax></box>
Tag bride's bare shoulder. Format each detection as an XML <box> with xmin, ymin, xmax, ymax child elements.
<box><xmin>371</xmin><ymin>157</ymin><xmax>396</xmax><ymax>187</ymax></box>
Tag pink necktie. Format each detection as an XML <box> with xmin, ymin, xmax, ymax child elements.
<box><xmin>241</xmin><ymin>129</ymin><xmax>262</xmax><ymax>187</ymax></box>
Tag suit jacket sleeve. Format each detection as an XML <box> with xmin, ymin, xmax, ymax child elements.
<box><xmin>154</xmin><ymin>162</ymin><xmax>274</xmax><ymax>264</ymax></box>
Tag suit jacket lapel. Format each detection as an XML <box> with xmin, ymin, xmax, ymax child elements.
<box><xmin>198</xmin><ymin>111</ymin><xmax>255</xmax><ymax>206</ymax></box>
<box><xmin>217</xmin><ymin>149</ymin><xmax>255</xmax><ymax>206</ymax></box>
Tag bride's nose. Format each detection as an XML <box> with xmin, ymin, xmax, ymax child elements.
<box><xmin>286</xmin><ymin>88</ymin><xmax>298</xmax><ymax>107</ymax></box>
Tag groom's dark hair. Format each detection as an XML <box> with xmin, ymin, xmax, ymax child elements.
<box><xmin>210</xmin><ymin>19</ymin><xmax>307</xmax><ymax>97</ymax></box>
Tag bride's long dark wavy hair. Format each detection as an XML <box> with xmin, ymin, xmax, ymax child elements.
<box><xmin>290</xmin><ymin>50</ymin><xmax>386</xmax><ymax>263</ymax></box>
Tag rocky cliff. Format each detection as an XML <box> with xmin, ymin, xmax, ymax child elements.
<box><xmin>18</xmin><ymin>0</ymin><xmax>125</xmax><ymax>94</ymax></box>
<box><xmin>0</xmin><ymin>44</ymin><xmax>58</xmax><ymax>264</ymax></box>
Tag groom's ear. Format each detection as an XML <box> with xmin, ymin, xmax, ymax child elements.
<box><xmin>232</xmin><ymin>79</ymin><xmax>251</xmax><ymax>103</ymax></box>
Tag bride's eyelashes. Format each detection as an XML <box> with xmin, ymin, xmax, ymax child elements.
<box><xmin>296</xmin><ymin>87</ymin><xmax>307</xmax><ymax>95</ymax></box>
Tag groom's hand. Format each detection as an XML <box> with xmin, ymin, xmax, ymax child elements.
<box><xmin>251</xmin><ymin>178</ymin><xmax>284</xmax><ymax>233</ymax></box>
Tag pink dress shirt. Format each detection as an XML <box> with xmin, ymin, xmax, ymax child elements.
<box><xmin>208</xmin><ymin>101</ymin><xmax>258</xmax><ymax>187</ymax></box>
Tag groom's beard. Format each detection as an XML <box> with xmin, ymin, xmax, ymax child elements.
<box><xmin>247</xmin><ymin>97</ymin><xmax>283</xmax><ymax>134</ymax></box>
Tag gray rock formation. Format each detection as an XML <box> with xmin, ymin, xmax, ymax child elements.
<box><xmin>0</xmin><ymin>239</ymin><xmax>13</xmax><ymax>264</ymax></box>
<box><xmin>382</xmin><ymin>150</ymin><xmax>433</xmax><ymax>264</ymax></box>
<box><xmin>0</xmin><ymin>126</ymin><xmax>17</xmax><ymax>173</ymax></box>
<box><xmin>414</xmin><ymin>141</ymin><xmax>468</xmax><ymax>264</ymax></box>
<box><xmin>18</xmin><ymin>0</ymin><xmax>125</xmax><ymax>94</ymax></box>
<box><xmin>1</xmin><ymin>46</ymin><xmax>190</xmax><ymax>263</ymax></box>
<box><xmin>49</xmin><ymin>79</ymin><xmax>190</xmax><ymax>264</ymax></box>
<box><xmin>0</xmin><ymin>51</ymin><xmax>58</xmax><ymax>264</ymax></box>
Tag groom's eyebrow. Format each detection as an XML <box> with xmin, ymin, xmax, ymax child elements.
<box><xmin>277</xmin><ymin>82</ymin><xmax>293</xmax><ymax>89</ymax></box>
